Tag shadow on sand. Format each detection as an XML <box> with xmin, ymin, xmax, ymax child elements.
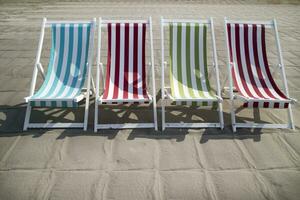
<box><xmin>0</xmin><ymin>94</ymin><xmax>285</xmax><ymax>144</ymax></box>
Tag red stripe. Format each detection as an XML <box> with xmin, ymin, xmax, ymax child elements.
<box><xmin>263</xmin><ymin>102</ymin><xmax>269</xmax><ymax>108</ymax></box>
<box><xmin>112</xmin><ymin>23</ymin><xmax>121</xmax><ymax>99</ymax></box>
<box><xmin>133</xmin><ymin>23</ymin><xmax>139</xmax><ymax>99</ymax></box>
<box><xmin>244</xmin><ymin>101</ymin><xmax>289</xmax><ymax>109</ymax></box>
<box><xmin>103</xmin><ymin>23</ymin><xmax>112</xmax><ymax>99</ymax></box>
<box><xmin>235</xmin><ymin>24</ymin><xmax>254</xmax><ymax>98</ymax></box>
<box><xmin>252</xmin><ymin>25</ymin><xmax>276</xmax><ymax>99</ymax></box>
<box><xmin>227</xmin><ymin>24</ymin><xmax>241</xmax><ymax>94</ymax></box>
<box><xmin>243</xmin><ymin>24</ymin><xmax>264</xmax><ymax>98</ymax></box>
<box><xmin>123</xmin><ymin>23</ymin><xmax>129</xmax><ymax>99</ymax></box>
<box><xmin>142</xmin><ymin>23</ymin><xmax>147</xmax><ymax>98</ymax></box>
<box><xmin>261</xmin><ymin>25</ymin><xmax>287</xmax><ymax>99</ymax></box>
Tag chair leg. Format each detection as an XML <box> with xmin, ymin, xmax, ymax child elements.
<box><xmin>94</xmin><ymin>101</ymin><xmax>99</xmax><ymax>132</ymax></box>
<box><xmin>161</xmin><ymin>99</ymin><xmax>165</xmax><ymax>131</ymax></box>
<box><xmin>23</xmin><ymin>104</ymin><xmax>32</xmax><ymax>131</ymax></box>
<box><xmin>83</xmin><ymin>94</ymin><xmax>90</xmax><ymax>131</ymax></box>
<box><xmin>230</xmin><ymin>100</ymin><xmax>237</xmax><ymax>132</ymax></box>
<box><xmin>153</xmin><ymin>101</ymin><xmax>158</xmax><ymax>131</ymax></box>
<box><xmin>287</xmin><ymin>105</ymin><xmax>295</xmax><ymax>130</ymax></box>
<box><xmin>91</xmin><ymin>77</ymin><xmax>96</xmax><ymax>94</ymax></box>
<box><xmin>218</xmin><ymin>102</ymin><xmax>224</xmax><ymax>130</ymax></box>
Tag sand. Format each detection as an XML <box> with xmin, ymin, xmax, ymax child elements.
<box><xmin>0</xmin><ymin>0</ymin><xmax>300</xmax><ymax>199</ymax></box>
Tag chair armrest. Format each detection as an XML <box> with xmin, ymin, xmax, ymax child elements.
<box><xmin>37</xmin><ymin>63</ymin><xmax>45</xmax><ymax>79</ymax></box>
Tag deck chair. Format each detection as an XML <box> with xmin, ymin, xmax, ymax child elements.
<box><xmin>224</xmin><ymin>18</ymin><xmax>296</xmax><ymax>132</ymax></box>
<box><xmin>94</xmin><ymin>17</ymin><xmax>158</xmax><ymax>131</ymax></box>
<box><xmin>23</xmin><ymin>18</ymin><xmax>96</xmax><ymax>131</ymax></box>
<box><xmin>161</xmin><ymin>18</ymin><xmax>224</xmax><ymax>130</ymax></box>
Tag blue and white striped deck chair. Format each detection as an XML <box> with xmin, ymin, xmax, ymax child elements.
<box><xmin>23</xmin><ymin>18</ymin><xmax>96</xmax><ymax>131</ymax></box>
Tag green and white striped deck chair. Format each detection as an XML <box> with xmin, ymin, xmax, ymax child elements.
<box><xmin>161</xmin><ymin>18</ymin><xmax>224</xmax><ymax>130</ymax></box>
<box><xmin>23</xmin><ymin>18</ymin><xmax>96</xmax><ymax>131</ymax></box>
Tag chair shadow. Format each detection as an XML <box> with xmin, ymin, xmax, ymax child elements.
<box><xmin>0</xmin><ymin>94</ymin><xmax>294</xmax><ymax>143</ymax></box>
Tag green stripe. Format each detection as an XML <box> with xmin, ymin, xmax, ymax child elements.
<box><xmin>202</xmin><ymin>25</ymin><xmax>214</xmax><ymax>97</ymax></box>
<box><xmin>185</xmin><ymin>23</ymin><xmax>195</xmax><ymax>98</ymax></box>
<box><xmin>176</xmin><ymin>24</ymin><xmax>185</xmax><ymax>98</ymax></box>
<box><xmin>169</xmin><ymin>23</ymin><xmax>217</xmax><ymax>105</ymax></box>
<box><xmin>170</xmin><ymin>101</ymin><xmax>218</xmax><ymax>109</ymax></box>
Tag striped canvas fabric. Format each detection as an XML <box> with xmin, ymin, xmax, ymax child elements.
<box><xmin>169</xmin><ymin>23</ymin><xmax>218</xmax><ymax>108</ymax></box>
<box><xmin>227</xmin><ymin>23</ymin><xmax>289</xmax><ymax>109</ymax></box>
<box><xmin>29</xmin><ymin>23</ymin><xmax>91</xmax><ymax>107</ymax></box>
<box><xmin>101</xmin><ymin>23</ymin><xmax>150</xmax><ymax>104</ymax></box>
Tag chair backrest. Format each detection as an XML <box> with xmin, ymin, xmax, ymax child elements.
<box><xmin>169</xmin><ymin>22</ymin><xmax>213</xmax><ymax>99</ymax></box>
<box><xmin>102</xmin><ymin>22</ymin><xmax>148</xmax><ymax>100</ymax></box>
<box><xmin>226</xmin><ymin>22</ymin><xmax>287</xmax><ymax>102</ymax></box>
<box><xmin>34</xmin><ymin>22</ymin><xmax>92</xmax><ymax>99</ymax></box>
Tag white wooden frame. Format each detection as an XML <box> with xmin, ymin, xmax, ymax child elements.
<box><xmin>224</xmin><ymin>18</ymin><xmax>296</xmax><ymax>132</ymax></box>
<box><xmin>23</xmin><ymin>18</ymin><xmax>96</xmax><ymax>131</ymax></box>
<box><xmin>161</xmin><ymin>17</ymin><xmax>224</xmax><ymax>130</ymax></box>
<box><xmin>94</xmin><ymin>17</ymin><xmax>158</xmax><ymax>131</ymax></box>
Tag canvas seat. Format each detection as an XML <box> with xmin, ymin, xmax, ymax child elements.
<box><xmin>23</xmin><ymin>18</ymin><xmax>95</xmax><ymax>130</ymax></box>
<box><xmin>161</xmin><ymin>18</ymin><xmax>224</xmax><ymax>130</ymax></box>
<box><xmin>94</xmin><ymin>18</ymin><xmax>158</xmax><ymax>131</ymax></box>
<box><xmin>224</xmin><ymin>18</ymin><xmax>296</xmax><ymax>132</ymax></box>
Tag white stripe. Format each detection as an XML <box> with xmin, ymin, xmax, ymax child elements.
<box><xmin>57</xmin><ymin>24</ymin><xmax>79</xmax><ymax>99</ymax></box>
<box><xmin>239</xmin><ymin>24</ymin><xmax>260</xmax><ymax>99</ymax></box>
<box><xmin>67</xmin><ymin>101</ymin><xmax>73</xmax><ymax>107</ymax></box>
<box><xmin>137</xmin><ymin>23</ymin><xmax>143</xmax><ymax>98</ymax></box>
<box><xmin>107</xmin><ymin>24</ymin><xmax>116</xmax><ymax>99</ymax></box>
<box><xmin>279</xmin><ymin>102</ymin><xmax>285</xmax><ymax>108</ymax></box>
<box><xmin>37</xmin><ymin>24</ymin><xmax>61</xmax><ymax>98</ymax></box>
<box><xmin>172</xmin><ymin>23</ymin><xmax>180</xmax><ymax>98</ymax></box>
<box><xmin>118</xmin><ymin>23</ymin><xmax>125</xmax><ymax>99</ymax></box>
<box><xmin>128</xmin><ymin>23</ymin><xmax>134</xmax><ymax>99</ymax></box>
<box><xmin>256</xmin><ymin>25</ymin><xmax>284</xmax><ymax>100</ymax></box>
<box><xmin>230</xmin><ymin>24</ymin><xmax>249</xmax><ymax>98</ymax></box>
<box><xmin>269</xmin><ymin>101</ymin><xmax>274</xmax><ymax>108</ymax></box>
<box><xmin>248</xmin><ymin>25</ymin><xmax>270</xmax><ymax>99</ymax></box>
<box><xmin>48</xmin><ymin>24</ymin><xmax>70</xmax><ymax>98</ymax></box>
<box><xmin>248</xmin><ymin>102</ymin><xmax>253</xmax><ymax>108</ymax></box>
<box><xmin>45</xmin><ymin>101</ymin><xmax>51</xmax><ymax>107</ymax></box>
<box><xmin>57</xmin><ymin>101</ymin><xmax>62</xmax><ymax>107</ymax></box>
<box><xmin>180</xmin><ymin>24</ymin><xmax>191</xmax><ymax>99</ymax></box>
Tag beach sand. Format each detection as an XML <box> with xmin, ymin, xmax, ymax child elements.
<box><xmin>0</xmin><ymin>0</ymin><xmax>299</xmax><ymax>199</ymax></box>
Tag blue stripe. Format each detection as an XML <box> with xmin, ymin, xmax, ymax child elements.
<box><xmin>78</xmin><ymin>25</ymin><xmax>91</xmax><ymax>92</ymax></box>
<box><xmin>31</xmin><ymin>101</ymin><xmax>78</xmax><ymax>108</ymax></box>
<box><xmin>54</xmin><ymin>24</ymin><xmax>74</xmax><ymax>98</ymax></box>
<box><xmin>31</xmin><ymin>22</ymin><xmax>92</xmax><ymax>108</ymax></box>
<box><xmin>66</xmin><ymin>24</ymin><xmax>83</xmax><ymax>97</ymax></box>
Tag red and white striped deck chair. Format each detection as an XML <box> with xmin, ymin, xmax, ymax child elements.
<box><xmin>94</xmin><ymin>18</ymin><xmax>158</xmax><ymax>131</ymax></box>
<box><xmin>224</xmin><ymin>18</ymin><xmax>296</xmax><ymax>132</ymax></box>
